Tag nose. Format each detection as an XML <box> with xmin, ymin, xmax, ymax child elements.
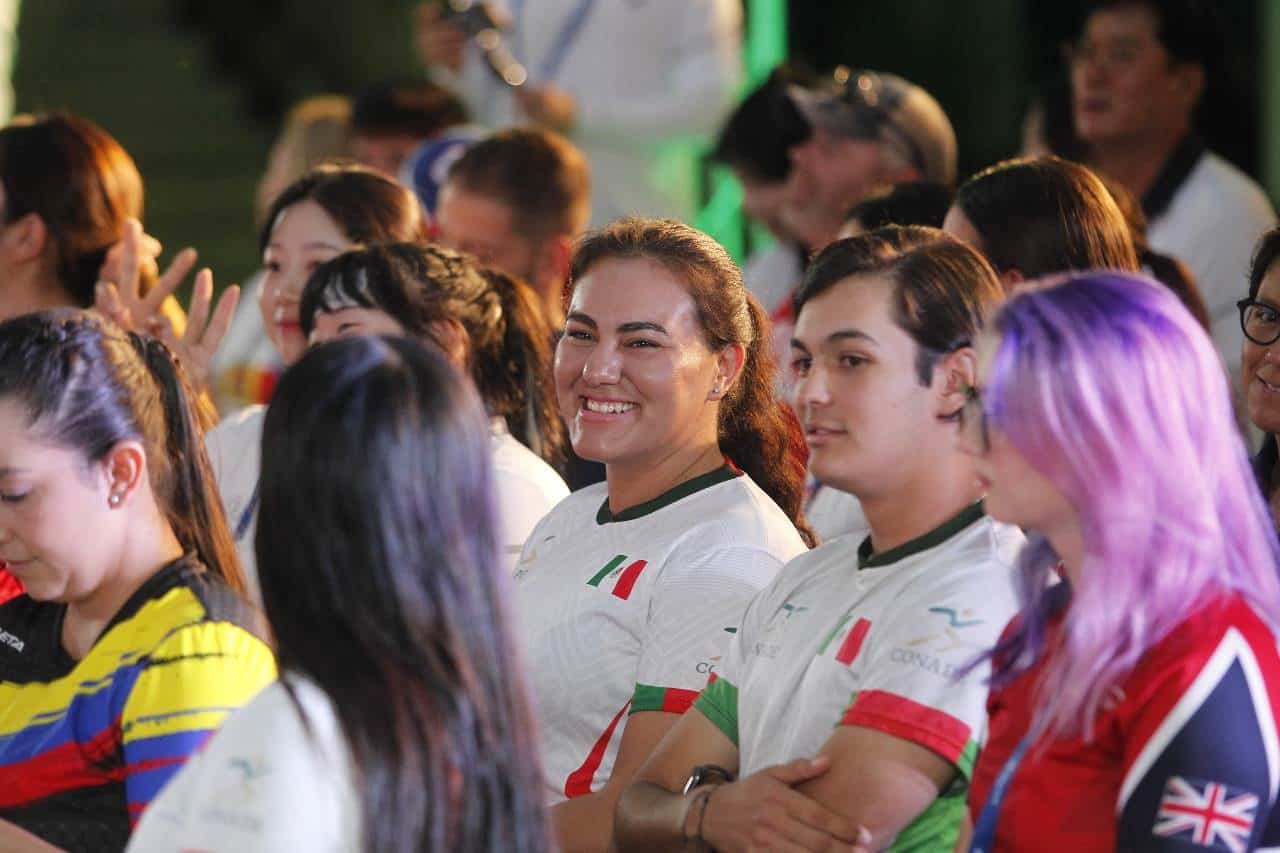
<box><xmin>792</xmin><ymin>365</ymin><xmax>830</xmax><ymax>413</ymax></box>
<box><xmin>580</xmin><ymin>340</ymin><xmax>622</xmax><ymax>386</ymax></box>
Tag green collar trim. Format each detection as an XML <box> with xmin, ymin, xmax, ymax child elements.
<box><xmin>857</xmin><ymin>502</ymin><xmax>985</xmax><ymax>569</ymax></box>
<box><xmin>597</xmin><ymin>464</ymin><xmax>741</xmax><ymax>525</ymax></box>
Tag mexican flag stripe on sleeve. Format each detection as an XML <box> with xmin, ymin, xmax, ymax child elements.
<box><xmin>631</xmin><ymin>684</ymin><xmax>701</xmax><ymax>714</ymax></box>
<box><xmin>585</xmin><ymin>554</ymin><xmax>650</xmax><ymax>600</ymax></box>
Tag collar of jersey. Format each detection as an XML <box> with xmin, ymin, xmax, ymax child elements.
<box><xmin>856</xmin><ymin>501</ymin><xmax>985</xmax><ymax>570</ymax></box>
<box><xmin>596</xmin><ymin>463</ymin><xmax>742</xmax><ymax>525</ymax></box>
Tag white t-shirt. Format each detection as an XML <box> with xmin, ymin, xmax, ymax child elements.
<box><xmin>205</xmin><ymin>410</ymin><xmax>570</xmax><ymax>595</ymax></box>
<box><xmin>127</xmin><ymin>676</ymin><xmax>360</xmax><ymax>853</ymax></box>
<box><xmin>1147</xmin><ymin>150</ymin><xmax>1277</xmax><ymax>374</ymax></box>
<box><xmin>490</xmin><ymin>420</ymin><xmax>570</xmax><ymax>572</ymax></box>
<box><xmin>513</xmin><ymin>466</ymin><xmax>807</xmax><ymax>803</ymax></box>
<box><xmin>205</xmin><ymin>405</ymin><xmax>266</xmax><ymax>602</ymax></box>
<box><xmin>694</xmin><ymin>504</ymin><xmax>1023</xmax><ymax>849</ymax></box>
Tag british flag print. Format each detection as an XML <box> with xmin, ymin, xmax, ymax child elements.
<box><xmin>1151</xmin><ymin>776</ymin><xmax>1259</xmax><ymax>852</ymax></box>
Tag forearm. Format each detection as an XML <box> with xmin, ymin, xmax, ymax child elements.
<box><xmin>613</xmin><ymin>779</ymin><xmax>697</xmax><ymax>853</ymax></box>
<box><xmin>0</xmin><ymin>819</ymin><xmax>64</xmax><ymax>853</ymax></box>
<box><xmin>551</xmin><ymin>786</ymin><xmax>629</xmax><ymax>853</ymax></box>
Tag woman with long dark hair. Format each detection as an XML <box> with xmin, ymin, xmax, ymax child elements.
<box><xmin>130</xmin><ymin>336</ymin><xmax>553</xmax><ymax>852</ymax></box>
<box><xmin>960</xmin><ymin>273</ymin><xmax>1280</xmax><ymax>850</ymax></box>
<box><xmin>204</xmin><ymin>163</ymin><xmax>426</xmax><ymax>598</ymax></box>
<box><xmin>301</xmin><ymin>243</ymin><xmax>568</xmax><ymax>569</ymax></box>
<box><xmin>0</xmin><ymin>310</ymin><xmax>274</xmax><ymax>851</ymax></box>
<box><xmin>514</xmin><ymin>217</ymin><xmax>811</xmax><ymax>850</ymax></box>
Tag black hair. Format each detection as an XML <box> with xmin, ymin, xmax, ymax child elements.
<box><xmin>257</xmin><ymin>336</ymin><xmax>552</xmax><ymax>853</ymax></box>
<box><xmin>711</xmin><ymin>64</ymin><xmax>818</xmax><ymax>184</ymax></box>
<box><xmin>0</xmin><ymin>309</ymin><xmax>243</xmax><ymax>592</ymax></box>
<box><xmin>350</xmin><ymin>79</ymin><xmax>468</xmax><ymax>139</ymax></box>
<box><xmin>299</xmin><ymin>243</ymin><xmax>567</xmax><ymax>471</ymax></box>
<box><xmin>259</xmin><ymin>163</ymin><xmax>425</xmax><ymax>253</ymax></box>
<box><xmin>571</xmin><ymin>218</ymin><xmax>814</xmax><ymax>545</ymax></box>
<box><xmin>1081</xmin><ymin>0</ymin><xmax>1222</xmax><ymax>67</ymax></box>
<box><xmin>795</xmin><ymin>226</ymin><xmax>1005</xmax><ymax>385</ymax></box>
<box><xmin>845</xmin><ymin>181</ymin><xmax>954</xmax><ymax>231</ymax></box>
<box><xmin>953</xmin><ymin>156</ymin><xmax>1139</xmax><ymax>281</ymax></box>
<box><xmin>1249</xmin><ymin>227</ymin><xmax>1280</xmax><ymax>300</ymax></box>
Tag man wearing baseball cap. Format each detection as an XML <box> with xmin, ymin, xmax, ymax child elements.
<box><xmin>783</xmin><ymin>68</ymin><xmax>957</xmax><ymax>250</ymax></box>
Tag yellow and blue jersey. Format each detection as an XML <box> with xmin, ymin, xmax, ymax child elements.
<box><xmin>0</xmin><ymin>555</ymin><xmax>275</xmax><ymax>851</ymax></box>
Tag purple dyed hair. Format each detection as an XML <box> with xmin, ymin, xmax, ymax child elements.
<box><xmin>984</xmin><ymin>271</ymin><xmax>1280</xmax><ymax>740</ymax></box>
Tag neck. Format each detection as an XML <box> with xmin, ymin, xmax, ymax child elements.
<box><xmin>1043</xmin><ymin>518</ymin><xmax>1086</xmax><ymax>589</ymax></box>
<box><xmin>62</xmin><ymin>512</ymin><xmax>185</xmax><ymax>660</ymax></box>
<box><xmin>0</xmin><ymin>265</ymin><xmax>73</xmax><ymax>321</ymax></box>
<box><xmin>856</xmin><ymin>453</ymin><xmax>984</xmax><ymax>556</ymax></box>
<box><xmin>535</xmin><ymin>277</ymin><xmax>566</xmax><ymax>330</ymax></box>
<box><xmin>1088</xmin><ymin>127</ymin><xmax>1188</xmax><ymax>201</ymax></box>
<box><xmin>605</xmin><ymin>436</ymin><xmax>723</xmax><ymax>515</ymax></box>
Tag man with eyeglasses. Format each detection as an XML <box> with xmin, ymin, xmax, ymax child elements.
<box><xmin>779</xmin><ymin>68</ymin><xmax>957</xmax><ymax>253</ymax></box>
<box><xmin>1069</xmin><ymin>0</ymin><xmax>1274</xmax><ymax>377</ymax></box>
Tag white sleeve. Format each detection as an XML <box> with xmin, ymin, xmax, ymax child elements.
<box><xmin>573</xmin><ymin>0</ymin><xmax>742</xmax><ymax>139</ymax></box>
<box><xmin>126</xmin><ymin>684</ymin><xmax>359</xmax><ymax>853</ymax></box>
<box><xmin>630</xmin><ymin>545</ymin><xmax>781</xmax><ymax>716</ymax></box>
<box><xmin>839</xmin><ymin>569</ymin><xmax>1015</xmax><ymax>779</ymax></box>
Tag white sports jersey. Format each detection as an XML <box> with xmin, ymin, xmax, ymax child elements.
<box><xmin>513</xmin><ymin>465</ymin><xmax>807</xmax><ymax>803</ymax></box>
<box><xmin>128</xmin><ymin>676</ymin><xmax>360</xmax><ymax>852</ymax></box>
<box><xmin>490</xmin><ymin>421</ymin><xmax>570</xmax><ymax>573</ymax></box>
<box><xmin>695</xmin><ymin>504</ymin><xmax>1023</xmax><ymax>851</ymax></box>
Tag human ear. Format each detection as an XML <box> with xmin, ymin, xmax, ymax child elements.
<box><xmin>427</xmin><ymin>317</ymin><xmax>471</xmax><ymax>369</ymax></box>
<box><xmin>935</xmin><ymin>347</ymin><xmax>977</xmax><ymax>420</ymax></box>
<box><xmin>2</xmin><ymin>212</ymin><xmax>48</xmax><ymax>266</ymax></box>
<box><xmin>710</xmin><ymin>342</ymin><xmax>748</xmax><ymax>400</ymax></box>
<box><xmin>100</xmin><ymin>441</ymin><xmax>148</xmax><ymax>509</ymax></box>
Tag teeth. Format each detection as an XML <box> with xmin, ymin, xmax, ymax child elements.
<box><xmin>1259</xmin><ymin>377</ymin><xmax>1280</xmax><ymax>393</ymax></box>
<box><xmin>584</xmin><ymin>399</ymin><xmax>636</xmax><ymax>414</ymax></box>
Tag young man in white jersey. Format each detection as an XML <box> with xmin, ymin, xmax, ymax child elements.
<box><xmin>615</xmin><ymin>226</ymin><xmax>1024</xmax><ymax>852</ymax></box>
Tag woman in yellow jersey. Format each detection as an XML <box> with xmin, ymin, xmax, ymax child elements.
<box><xmin>0</xmin><ymin>310</ymin><xmax>275</xmax><ymax>852</ymax></box>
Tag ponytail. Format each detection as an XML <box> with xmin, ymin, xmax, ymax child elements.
<box><xmin>480</xmin><ymin>268</ymin><xmax>567</xmax><ymax>472</ymax></box>
<box><xmin>720</xmin><ymin>297</ymin><xmax>815</xmax><ymax>546</ymax></box>
<box><xmin>131</xmin><ymin>334</ymin><xmax>246</xmax><ymax>594</ymax></box>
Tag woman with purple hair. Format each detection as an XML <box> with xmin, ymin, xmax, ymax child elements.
<box><xmin>960</xmin><ymin>272</ymin><xmax>1280</xmax><ymax>852</ymax></box>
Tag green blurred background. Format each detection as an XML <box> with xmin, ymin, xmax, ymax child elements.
<box><xmin>12</xmin><ymin>0</ymin><xmax>1267</xmax><ymax>287</ymax></box>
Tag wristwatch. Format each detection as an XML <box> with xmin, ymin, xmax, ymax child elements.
<box><xmin>682</xmin><ymin>764</ymin><xmax>734</xmax><ymax>795</ymax></box>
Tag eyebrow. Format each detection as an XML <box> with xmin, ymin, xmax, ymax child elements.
<box><xmin>564</xmin><ymin>314</ymin><xmax>670</xmax><ymax>336</ymax></box>
<box><xmin>826</xmin><ymin>329</ymin><xmax>879</xmax><ymax>346</ymax></box>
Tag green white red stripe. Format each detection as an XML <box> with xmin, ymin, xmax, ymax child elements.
<box><xmin>586</xmin><ymin>554</ymin><xmax>649</xmax><ymax>600</ymax></box>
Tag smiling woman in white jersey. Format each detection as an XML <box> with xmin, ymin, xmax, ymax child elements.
<box><xmin>615</xmin><ymin>226</ymin><xmax>1024</xmax><ymax>852</ymax></box>
<box><xmin>513</xmin><ymin>217</ymin><xmax>812</xmax><ymax>851</ymax></box>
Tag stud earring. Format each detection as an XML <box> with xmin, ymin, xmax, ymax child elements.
<box><xmin>109</xmin><ymin>493</ymin><xmax>123</xmax><ymax>507</ymax></box>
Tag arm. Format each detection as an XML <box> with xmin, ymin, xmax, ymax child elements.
<box><xmin>615</xmin><ymin>705</ymin><xmax>740</xmax><ymax>851</ymax></box>
<box><xmin>796</xmin><ymin>725</ymin><xmax>958</xmax><ymax>851</ymax></box>
<box><xmin>551</xmin><ymin>710</ymin><xmax>681</xmax><ymax>853</ymax></box>
<box><xmin>0</xmin><ymin>820</ymin><xmax>63</xmax><ymax>853</ymax></box>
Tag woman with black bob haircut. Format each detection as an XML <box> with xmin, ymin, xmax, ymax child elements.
<box><xmin>130</xmin><ymin>335</ymin><xmax>553</xmax><ymax>852</ymax></box>
<box><xmin>299</xmin><ymin>243</ymin><xmax>570</xmax><ymax>569</ymax></box>
<box><xmin>0</xmin><ymin>310</ymin><xmax>274</xmax><ymax>851</ymax></box>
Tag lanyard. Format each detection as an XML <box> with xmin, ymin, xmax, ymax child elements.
<box><xmin>234</xmin><ymin>483</ymin><xmax>259</xmax><ymax>543</ymax></box>
<box><xmin>509</xmin><ymin>0</ymin><xmax>596</xmax><ymax>83</ymax></box>
<box><xmin>968</xmin><ymin>731</ymin><xmax>1034</xmax><ymax>853</ymax></box>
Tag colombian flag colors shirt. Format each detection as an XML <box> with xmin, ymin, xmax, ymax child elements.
<box><xmin>513</xmin><ymin>464</ymin><xmax>807</xmax><ymax>803</ymax></box>
<box><xmin>0</xmin><ymin>556</ymin><xmax>275</xmax><ymax>851</ymax></box>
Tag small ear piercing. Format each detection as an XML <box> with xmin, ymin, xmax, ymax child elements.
<box><xmin>109</xmin><ymin>493</ymin><xmax>124</xmax><ymax>508</ymax></box>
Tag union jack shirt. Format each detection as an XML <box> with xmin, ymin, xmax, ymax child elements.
<box><xmin>968</xmin><ymin>592</ymin><xmax>1280</xmax><ymax>852</ymax></box>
